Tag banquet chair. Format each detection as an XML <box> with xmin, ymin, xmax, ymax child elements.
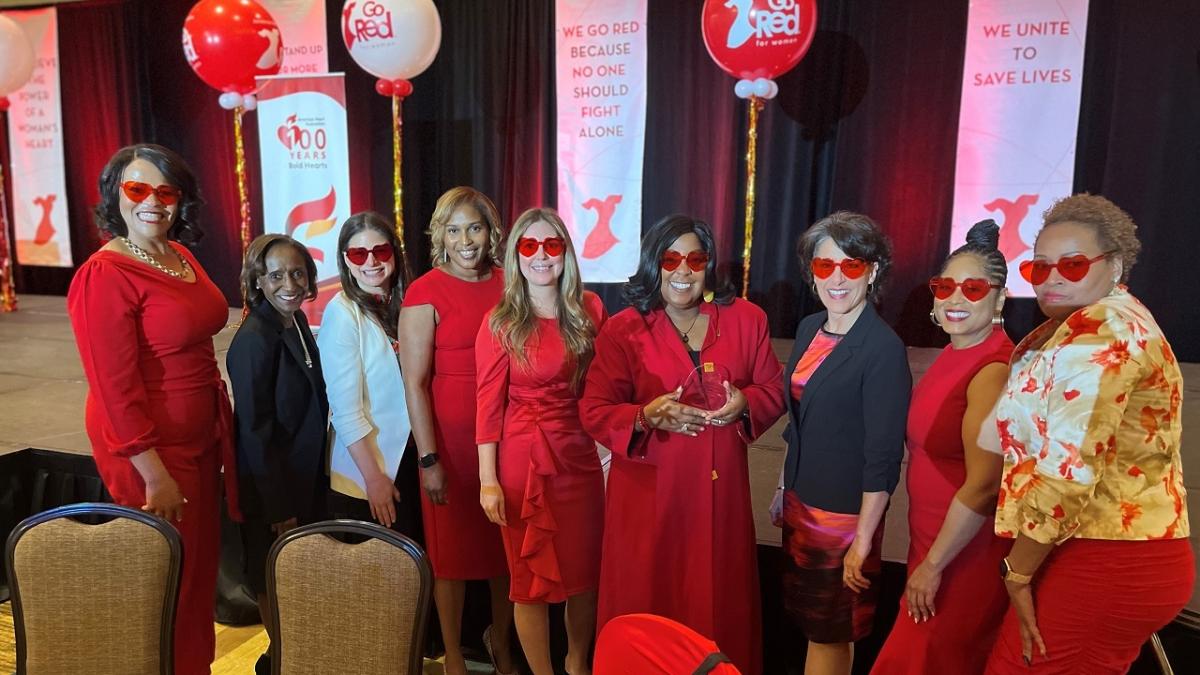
<box><xmin>4</xmin><ymin>502</ymin><xmax>182</xmax><ymax>675</ymax></box>
<box><xmin>266</xmin><ymin>519</ymin><xmax>432</xmax><ymax>675</ymax></box>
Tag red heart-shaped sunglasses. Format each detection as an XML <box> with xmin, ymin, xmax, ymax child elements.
<box><xmin>345</xmin><ymin>244</ymin><xmax>394</xmax><ymax>265</ymax></box>
<box><xmin>1019</xmin><ymin>251</ymin><xmax>1115</xmax><ymax>285</ymax></box>
<box><xmin>661</xmin><ymin>250</ymin><xmax>710</xmax><ymax>273</ymax></box>
<box><xmin>517</xmin><ymin>237</ymin><xmax>566</xmax><ymax>257</ymax></box>
<box><xmin>928</xmin><ymin>277</ymin><xmax>1001</xmax><ymax>302</ymax></box>
<box><xmin>121</xmin><ymin>181</ymin><xmax>182</xmax><ymax>206</ymax></box>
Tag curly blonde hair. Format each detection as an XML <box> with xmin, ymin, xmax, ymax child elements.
<box><xmin>427</xmin><ymin>186</ymin><xmax>504</xmax><ymax>268</ymax></box>
<box><xmin>1040</xmin><ymin>193</ymin><xmax>1140</xmax><ymax>283</ymax></box>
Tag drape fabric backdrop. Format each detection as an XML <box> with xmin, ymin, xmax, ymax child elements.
<box><xmin>3</xmin><ymin>0</ymin><xmax>1197</xmax><ymax>360</ymax></box>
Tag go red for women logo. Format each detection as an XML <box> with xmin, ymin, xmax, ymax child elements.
<box><xmin>701</xmin><ymin>0</ymin><xmax>817</xmax><ymax>80</ymax></box>
<box><xmin>342</xmin><ymin>1</ymin><xmax>394</xmax><ymax>49</ymax></box>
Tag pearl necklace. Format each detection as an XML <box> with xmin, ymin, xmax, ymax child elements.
<box><xmin>292</xmin><ymin>314</ymin><xmax>313</xmax><ymax>368</ymax></box>
<box><xmin>121</xmin><ymin>237</ymin><xmax>191</xmax><ymax>279</ymax></box>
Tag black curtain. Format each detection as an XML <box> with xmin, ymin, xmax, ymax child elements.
<box><xmin>9</xmin><ymin>0</ymin><xmax>1199</xmax><ymax>359</ymax></box>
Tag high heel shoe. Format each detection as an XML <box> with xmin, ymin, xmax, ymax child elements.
<box><xmin>482</xmin><ymin>624</ymin><xmax>518</xmax><ymax>675</ymax></box>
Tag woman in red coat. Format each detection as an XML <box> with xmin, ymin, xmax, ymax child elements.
<box><xmin>475</xmin><ymin>207</ymin><xmax>607</xmax><ymax>675</ymax></box>
<box><xmin>580</xmin><ymin>215</ymin><xmax>786</xmax><ymax>675</ymax></box>
<box><xmin>67</xmin><ymin>144</ymin><xmax>239</xmax><ymax>675</ymax></box>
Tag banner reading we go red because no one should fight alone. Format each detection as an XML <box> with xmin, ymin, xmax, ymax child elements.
<box><xmin>555</xmin><ymin>0</ymin><xmax>647</xmax><ymax>284</ymax></box>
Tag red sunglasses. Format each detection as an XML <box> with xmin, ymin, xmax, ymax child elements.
<box><xmin>928</xmin><ymin>277</ymin><xmax>1001</xmax><ymax>302</ymax></box>
<box><xmin>661</xmin><ymin>250</ymin><xmax>710</xmax><ymax>273</ymax></box>
<box><xmin>517</xmin><ymin>236</ymin><xmax>566</xmax><ymax>257</ymax></box>
<box><xmin>811</xmin><ymin>257</ymin><xmax>869</xmax><ymax>280</ymax></box>
<box><xmin>1019</xmin><ymin>251</ymin><xmax>1115</xmax><ymax>285</ymax></box>
<box><xmin>344</xmin><ymin>244</ymin><xmax>394</xmax><ymax>265</ymax></box>
<box><xmin>121</xmin><ymin>181</ymin><xmax>182</xmax><ymax>206</ymax></box>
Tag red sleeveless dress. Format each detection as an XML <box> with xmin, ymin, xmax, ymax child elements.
<box><xmin>872</xmin><ymin>328</ymin><xmax>1013</xmax><ymax>674</ymax></box>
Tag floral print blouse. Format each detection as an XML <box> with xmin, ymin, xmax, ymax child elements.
<box><xmin>995</xmin><ymin>287</ymin><xmax>1188</xmax><ymax>544</ymax></box>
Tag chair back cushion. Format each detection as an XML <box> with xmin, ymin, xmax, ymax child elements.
<box><xmin>11</xmin><ymin>515</ymin><xmax>173</xmax><ymax>675</ymax></box>
<box><xmin>273</xmin><ymin>532</ymin><xmax>425</xmax><ymax>675</ymax></box>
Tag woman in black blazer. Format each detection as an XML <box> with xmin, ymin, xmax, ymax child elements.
<box><xmin>770</xmin><ymin>212</ymin><xmax>911</xmax><ymax>675</ymax></box>
<box><xmin>227</xmin><ymin>233</ymin><xmax>328</xmax><ymax>674</ymax></box>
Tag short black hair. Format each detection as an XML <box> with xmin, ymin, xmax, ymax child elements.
<box><xmin>241</xmin><ymin>234</ymin><xmax>319</xmax><ymax>307</ymax></box>
<box><xmin>796</xmin><ymin>211</ymin><xmax>893</xmax><ymax>302</ymax></box>
<box><xmin>93</xmin><ymin>144</ymin><xmax>204</xmax><ymax>245</ymax></box>
<box><xmin>622</xmin><ymin>214</ymin><xmax>736</xmax><ymax>314</ymax></box>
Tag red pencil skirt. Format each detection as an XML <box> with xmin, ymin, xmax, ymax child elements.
<box><xmin>984</xmin><ymin>537</ymin><xmax>1194</xmax><ymax>674</ymax></box>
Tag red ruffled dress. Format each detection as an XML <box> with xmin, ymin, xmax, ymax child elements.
<box><xmin>474</xmin><ymin>292</ymin><xmax>607</xmax><ymax>602</ymax></box>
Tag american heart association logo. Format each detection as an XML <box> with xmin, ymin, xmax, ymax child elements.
<box><xmin>277</xmin><ymin>114</ymin><xmax>300</xmax><ymax>150</ymax></box>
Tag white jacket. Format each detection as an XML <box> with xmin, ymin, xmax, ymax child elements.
<box><xmin>317</xmin><ymin>292</ymin><xmax>411</xmax><ymax>498</ymax></box>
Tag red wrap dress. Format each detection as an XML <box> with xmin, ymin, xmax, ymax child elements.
<box><xmin>474</xmin><ymin>291</ymin><xmax>607</xmax><ymax>602</ymax></box>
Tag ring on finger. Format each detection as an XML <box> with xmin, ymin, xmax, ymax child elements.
<box><xmin>681</xmin><ymin>423</ymin><xmax>690</xmax><ymax>432</ymax></box>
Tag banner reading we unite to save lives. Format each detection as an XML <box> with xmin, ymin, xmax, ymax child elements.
<box><xmin>555</xmin><ymin>0</ymin><xmax>648</xmax><ymax>283</ymax></box>
<box><xmin>255</xmin><ymin>74</ymin><xmax>352</xmax><ymax>325</ymax></box>
<box><xmin>950</xmin><ymin>0</ymin><xmax>1089</xmax><ymax>297</ymax></box>
<box><xmin>4</xmin><ymin>7</ymin><xmax>72</xmax><ymax>268</ymax></box>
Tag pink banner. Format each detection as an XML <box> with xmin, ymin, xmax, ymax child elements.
<box><xmin>555</xmin><ymin>0</ymin><xmax>648</xmax><ymax>283</ymax></box>
<box><xmin>260</xmin><ymin>0</ymin><xmax>328</xmax><ymax>75</ymax></box>
<box><xmin>256</xmin><ymin>74</ymin><xmax>351</xmax><ymax>325</ymax></box>
<box><xmin>4</xmin><ymin>8</ymin><xmax>71</xmax><ymax>268</ymax></box>
<box><xmin>949</xmin><ymin>0</ymin><xmax>1090</xmax><ymax>296</ymax></box>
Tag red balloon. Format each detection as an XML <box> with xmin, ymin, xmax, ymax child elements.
<box><xmin>392</xmin><ymin>79</ymin><xmax>414</xmax><ymax>98</ymax></box>
<box><xmin>701</xmin><ymin>0</ymin><xmax>817</xmax><ymax>80</ymax></box>
<box><xmin>182</xmin><ymin>0</ymin><xmax>284</xmax><ymax>95</ymax></box>
<box><xmin>375</xmin><ymin>78</ymin><xmax>395</xmax><ymax>96</ymax></box>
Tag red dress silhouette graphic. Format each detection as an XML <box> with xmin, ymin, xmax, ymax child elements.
<box><xmin>32</xmin><ymin>194</ymin><xmax>56</xmax><ymax>245</ymax></box>
<box><xmin>581</xmin><ymin>195</ymin><xmax>622</xmax><ymax>259</ymax></box>
<box><xmin>983</xmin><ymin>194</ymin><xmax>1038</xmax><ymax>262</ymax></box>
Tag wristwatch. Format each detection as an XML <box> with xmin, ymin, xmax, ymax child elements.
<box><xmin>999</xmin><ymin>557</ymin><xmax>1033</xmax><ymax>585</ymax></box>
<box><xmin>418</xmin><ymin>452</ymin><xmax>440</xmax><ymax>469</ymax></box>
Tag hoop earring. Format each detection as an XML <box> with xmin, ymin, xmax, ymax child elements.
<box><xmin>929</xmin><ymin>310</ymin><xmax>941</xmax><ymax>327</ymax></box>
<box><xmin>992</xmin><ymin>313</ymin><xmax>1004</xmax><ymax>326</ymax></box>
<box><xmin>811</xmin><ymin>282</ymin><xmax>818</xmax><ymax>295</ymax></box>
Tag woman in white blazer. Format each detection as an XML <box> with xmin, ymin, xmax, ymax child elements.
<box><xmin>318</xmin><ymin>211</ymin><xmax>418</xmax><ymax>534</ymax></box>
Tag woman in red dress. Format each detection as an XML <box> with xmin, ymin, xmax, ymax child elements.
<box><xmin>580</xmin><ymin>215</ymin><xmax>786</xmax><ymax>675</ymax></box>
<box><xmin>67</xmin><ymin>144</ymin><xmax>239</xmax><ymax>675</ymax></box>
<box><xmin>475</xmin><ymin>208</ymin><xmax>607</xmax><ymax>675</ymax></box>
<box><xmin>398</xmin><ymin>187</ymin><xmax>515</xmax><ymax>675</ymax></box>
<box><xmin>871</xmin><ymin>220</ymin><xmax>1013</xmax><ymax>674</ymax></box>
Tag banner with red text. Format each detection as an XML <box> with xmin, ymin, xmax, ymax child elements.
<box><xmin>256</xmin><ymin>74</ymin><xmax>351</xmax><ymax>324</ymax></box>
<box><xmin>4</xmin><ymin>8</ymin><xmax>71</xmax><ymax>268</ymax></box>
<box><xmin>555</xmin><ymin>0</ymin><xmax>647</xmax><ymax>283</ymax></box>
<box><xmin>950</xmin><ymin>0</ymin><xmax>1089</xmax><ymax>296</ymax></box>
<box><xmin>260</xmin><ymin>0</ymin><xmax>327</xmax><ymax>75</ymax></box>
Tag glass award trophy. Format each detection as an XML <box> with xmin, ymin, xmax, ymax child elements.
<box><xmin>678</xmin><ymin>360</ymin><xmax>733</xmax><ymax>412</ymax></box>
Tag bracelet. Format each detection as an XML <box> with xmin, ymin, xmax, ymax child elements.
<box><xmin>636</xmin><ymin>405</ymin><xmax>652</xmax><ymax>432</ymax></box>
<box><xmin>480</xmin><ymin>485</ymin><xmax>503</xmax><ymax>496</ymax></box>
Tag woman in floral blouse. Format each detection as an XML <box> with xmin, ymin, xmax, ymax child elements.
<box><xmin>984</xmin><ymin>194</ymin><xmax>1192</xmax><ymax>674</ymax></box>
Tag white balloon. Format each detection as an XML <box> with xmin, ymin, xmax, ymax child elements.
<box><xmin>753</xmin><ymin>78</ymin><xmax>772</xmax><ymax>97</ymax></box>
<box><xmin>242</xmin><ymin>94</ymin><xmax>257</xmax><ymax>111</ymax></box>
<box><xmin>218</xmin><ymin>92</ymin><xmax>243</xmax><ymax>110</ymax></box>
<box><xmin>0</xmin><ymin>16</ymin><xmax>35</xmax><ymax>97</ymax></box>
<box><xmin>734</xmin><ymin>79</ymin><xmax>754</xmax><ymax>99</ymax></box>
<box><xmin>766</xmin><ymin>80</ymin><xmax>780</xmax><ymax>99</ymax></box>
<box><xmin>342</xmin><ymin>0</ymin><xmax>441</xmax><ymax>80</ymax></box>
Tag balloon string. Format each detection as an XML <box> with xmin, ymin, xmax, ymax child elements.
<box><xmin>741</xmin><ymin>95</ymin><xmax>765</xmax><ymax>299</ymax></box>
<box><xmin>0</xmin><ymin>159</ymin><xmax>17</xmax><ymax>313</ymax></box>
<box><xmin>392</xmin><ymin>92</ymin><xmax>409</xmax><ymax>280</ymax></box>
<box><xmin>233</xmin><ymin>105</ymin><xmax>251</xmax><ymax>314</ymax></box>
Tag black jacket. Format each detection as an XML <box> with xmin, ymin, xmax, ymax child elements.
<box><xmin>781</xmin><ymin>303</ymin><xmax>911</xmax><ymax>514</ymax></box>
<box><xmin>226</xmin><ymin>301</ymin><xmax>329</xmax><ymax>524</ymax></box>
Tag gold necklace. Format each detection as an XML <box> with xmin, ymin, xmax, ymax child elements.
<box><xmin>292</xmin><ymin>314</ymin><xmax>313</xmax><ymax>368</ymax></box>
<box><xmin>121</xmin><ymin>237</ymin><xmax>191</xmax><ymax>279</ymax></box>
